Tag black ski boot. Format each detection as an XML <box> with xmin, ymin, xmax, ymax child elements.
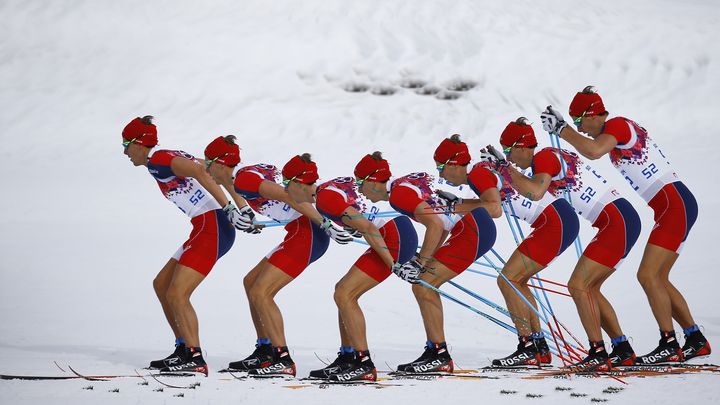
<box><xmin>492</xmin><ymin>336</ymin><xmax>540</xmax><ymax>368</ymax></box>
<box><xmin>396</xmin><ymin>342</ymin><xmax>453</xmax><ymax>374</ymax></box>
<box><xmin>149</xmin><ymin>343</ymin><xmax>186</xmax><ymax>369</ymax></box>
<box><xmin>227</xmin><ymin>343</ymin><xmax>273</xmax><ymax>371</ymax></box>
<box><xmin>637</xmin><ymin>331</ymin><xmax>683</xmax><ymax>365</ymax></box>
<box><xmin>682</xmin><ymin>330</ymin><xmax>712</xmax><ymax>361</ymax></box>
<box><xmin>609</xmin><ymin>340</ymin><xmax>636</xmax><ymax>367</ymax></box>
<box><xmin>533</xmin><ymin>337</ymin><xmax>552</xmax><ymax>365</ymax></box>
<box><xmin>328</xmin><ymin>350</ymin><xmax>377</xmax><ymax>382</ymax></box>
<box><xmin>308</xmin><ymin>351</ymin><xmax>355</xmax><ymax>379</ymax></box>
<box><xmin>160</xmin><ymin>347</ymin><xmax>208</xmax><ymax>376</ymax></box>
<box><xmin>568</xmin><ymin>341</ymin><xmax>611</xmax><ymax>371</ymax></box>
<box><xmin>247</xmin><ymin>346</ymin><xmax>296</xmax><ymax>377</ymax></box>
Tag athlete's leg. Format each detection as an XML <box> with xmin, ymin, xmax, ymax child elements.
<box><xmin>243</xmin><ymin>258</ymin><xmax>272</xmax><ymax>339</ymax></box>
<box><xmin>334</xmin><ymin>267</ymin><xmax>380</xmax><ymax>352</ymax></box>
<box><xmin>657</xmin><ymin>251</ymin><xmax>696</xmax><ymax>329</ymax></box>
<box><xmin>636</xmin><ymin>243</ymin><xmax>678</xmax><ymax>332</ymax></box>
<box><xmin>247</xmin><ymin>264</ymin><xmax>294</xmax><ymax>347</ymax></box>
<box><xmin>165</xmin><ymin>264</ymin><xmax>206</xmax><ymax>347</ymax></box>
<box><xmin>153</xmin><ymin>258</ymin><xmax>182</xmax><ymax>338</ymax></box>
<box><xmin>411</xmin><ymin>262</ymin><xmax>458</xmax><ymax>344</ymax></box>
<box><xmin>497</xmin><ymin>249</ymin><xmax>545</xmax><ymax>336</ymax></box>
<box><xmin>568</xmin><ymin>256</ymin><xmax>616</xmax><ymax>342</ymax></box>
<box><xmin>337</xmin><ymin>311</ymin><xmax>351</xmax><ymax>348</ymax></box>
<box><xmin>593</xmin><ymin>269</ymin><xmax>624</xmax><ymax>339</ymax></box>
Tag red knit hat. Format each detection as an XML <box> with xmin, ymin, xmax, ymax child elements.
<box><xmin>354</xmin><ymin>154</ymin><xmax>392</xmax><ymax>182</ymax></box>
<box><xmin>282</xmin><ymin>155</ymin><xmax>319</xmax><ymax>184</ymax></box>
<box><xmin>204</xmin><ymin>136</ymin><xmax>241</xmax><ymax>167</ymax></box>
<box><xmin>122</xmin><ymin>117</ymin><xmax>158</xmax><ymax>147</ymax></box>
<box><xmin>569</xmin><ymin>87</ymin><xmax>607</xmax><ymax>117</ymax></box>
<box><xmin>499</xmin><ymin>119</ymin><xmax>537</xmax><ymax>148</ymax></box>
<box><xmin>433</xmin><ymin>135</ymin><xmax>472</xmax><ymax>165</ymax></box>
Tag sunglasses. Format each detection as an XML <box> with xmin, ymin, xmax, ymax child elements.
<box><xmin>502</xmin><ymin>134</ymin><xmax>526</xmax><ymax>156</ymax></box>
<box><xmin>122</xmin><ymin>134</ymin><xmax>146</xmax><ymax>150</ymax></box>
<box><xmin>573</xmin><ymin>102</ymin><xmax>595</xmax><ymax>129</ymax></box>
<box><xmin>283</xmin><ymin>171</ymin><xmax>307</xmax><ymax>188</ymax></box>
<box><xmin>355</xmin><ymin>169</ymin><xmax>380</xmax><ymax>187</ymax></box>
<box><xmin>204</xmin><ymin>153</ymin><xmax>228</xmax><ymax>168</ymax></box>
<box><xmin>436</xmin><ymin>152</ymin><xmax>460</xmax><ymax>172</ymax></box>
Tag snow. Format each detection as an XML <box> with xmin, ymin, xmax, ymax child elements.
<box><xmin>1</xmin><ymin>0</ymin><xmax>719</xmax><ymax>403</ymax></box>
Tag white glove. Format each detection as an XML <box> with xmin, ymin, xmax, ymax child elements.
<box><xmin>479</xmin><ymin>147</ymin><xmax>496</xmax><ymax>164</ymax></box>
<box><xmin>540</xmin><ymin>105</ymin><xmax>568</xmax><ymax>135</ymax></box>
<box><xmin>480</xmin><ymin>146</ymin><xmax>510</xmax><ymax>171</ymax></box>
<box><xmin>343</xmin><ymin>226</ymin><xmax>363</xmax><ymax>238</ymax></box>
<box><xmin>436</xmin><ymin>190</ymin><xmax>462</xmax><ymax>213</ymax></box>
<box><xmin>223</xmin><ymin>202</ymin><xmax>254</xmax><ymax>231</ymax></box>
<box><xmin>391</xmin><ymin>258</ymin><xmax>424</xmax><ymax>284</ymax></box>
<box><xmin>321</xmin><ymin>217</ymin><xmax>353</xmax><ymax>244</ymax></box>
<box><xmin>244</xmin><ymin>225</ymin><xmax>262</xmax><ymax>234</ymax></box>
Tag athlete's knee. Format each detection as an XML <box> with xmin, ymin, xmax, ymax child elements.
<box><xmin>497</xmin><ymin>274</ymin><xmax>519</xmax><ymax>291</ymax></box>
<box><xmin>243</xmin><ymin>273</ymin><xmax>255</xmax><ymax>293</ymax></box>
<box><xmin>567</xmin><ymin>277</ymin><xmax>588</xmax><ymax>298</ymax></box>
<box><xmin>636</xmin><ymin>270</ymin><xmax>658</xmax><ymax>288</ymax></box>
<box><xmin>165</xmin><ymin>285</ymin><xmax>188</xmax><ymax>306</ymax></box>
<box><xmin>152</xmin><ymin>276</ymin><xmax>165</xmax><ymax>296</ymax></box>
<box><xmin>247</xmin><ymin>283</ymin><xmax>270</xmax><ymax>305</ymax></box>
<box><xmin>333</xmin><ymin>282</ymin><xmax>352</xmax><ymax>307</ymax></box>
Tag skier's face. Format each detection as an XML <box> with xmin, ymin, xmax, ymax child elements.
<box><xmin>437</xmin><ymin>163</ymin><xmax>467</xmax><ymax>185</ymax></box>
<box><xmin>285</xmin><ymin>180</ymin><xmax>317</xmax><ymax>203</ymax></box>
<box><xmin>358</xmin><ymin>180</ymin><xmax>388</xmax><ymax>202</ymax></box>
<box><xmin>124</xmin><ymin>142</ymin><xmax>148</xmax><ymax>166</ymax></box>
<box><xmin>505</xmin><ymin>146</ymin><xmax>534</xmax><ymax>169</ymax></box>
<box><xmin>206</xmin><ymin>162</ymin><xmax>232</xmax><ymax>185</ymax></box>
<box><xmin>573</xmin><ymin>114</ymin><xmax>605</xmax><ymax>138</ymax></box>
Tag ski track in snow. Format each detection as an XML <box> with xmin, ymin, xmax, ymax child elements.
<box><xmin>1</xmin><ymin>0</ymin><xmax>719</xmax><ymax>403</ymax></box>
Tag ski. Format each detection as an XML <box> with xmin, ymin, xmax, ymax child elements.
<box><xmin>481</xmin><ymin>364</ymin><xmax>554</xmax><ymax>373</ymax></box>
<box><xmin>67</xmin><ymin>365</ymin><xmax>111</xmax><ymax>381</ymax></box>
<box><xmin>284</xmin><ymin>380</ymin><xmax>401</xmax><ymax>389</ymax></box>
<box><xmin>387</xmin><ymin>371</ymin><xmax>499</xmax><ymax>381</ymax></box>
<box><xmin>1</xmin><ymin>374</ymin><xmax>90</xmax><ymax>381</ymax></box>
<box><xmin>146</xmin><ymin>371</ymin><xmax>201</xmax><ymax>389</ymax></box>
<box><xmin>0</xmin><ymin>371</ymin><xmax>194</xmax><ymax>381</ymax></box>
<box><xmin>526</xmin><ymin>365</ymin><xmax>718</xmax><ymax>380</ymax></box>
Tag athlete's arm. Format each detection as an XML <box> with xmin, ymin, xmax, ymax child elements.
<box><xmin>559</xmin><ymin>127</ymin><xmax>618</xmax><ymax>160</ymax></box>
<box><xmin>171</xmin><ymin>157</ymin><xmax>231</xmax><ymax>206</ymax></box>
<box><xmin>217</xmin><ymin>175</ymin><xmax>250</xmax><ymax>209</ymax></box>
<box><xmin>341</xmin><ymin>206</ymin><xmax>395</xmax><ymax>268</ymax></box>
<box><xmin>413</xmin><ymin>201</ymin><xmax>446</xmax><ymax>266</ymax></box>
<box><xmin>507</xmin><ymin>166</ymin><xmax>552</xmax><ymax>201</ymax></box>
<box><xmin>258</xmin><ymin>180</ymin><xmax>324</xmax><ymax>224</ymax></box>
<box><xmin>454</xmin><ymin>188</ymin><xmax>502</xmax><ymax>218</ymax></box>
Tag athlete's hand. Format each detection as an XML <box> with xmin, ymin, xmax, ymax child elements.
<box><xmin>479</xmin><ymin>148</ymin><xmax>494</xmax><ymax>163</ymax></box>
<box><xmin>343</xmin><ymin>226</ymin><xmax>363</xmax><ymax>238</ymax></box>
<box><xmin>238</xmin><ymin>205</ymin><xmax>256</xmax><ymax>229</ymax></box>
<box><xmin>321</xmin><ymin>217</ymin><xmax>353</xmax><ymax>244</ymax></box>
<box><xmin>541</xmin><ymin>105</ymin><xmax>568</xmax><ymax>135</ymax></box>
<box><xmin>480</xmin><ymin>146</ymin><xmax>509</xmax><ymax>171</ymax></box>
<box><xmin>391</xmin><ymin>258</ymin><xmax>424</xmax><ymax>284</ymax></box>
<box><xmin>244</xmin><ymin>225</ymin><xmax>263</xmax><ymax>234</ymax></box>
<box><xmin>435</xmin><ymin>190</ymin><xmax>462</xmax><ymax>213</ymax></box>
<box><xmin>223</xmin><ymin>202</ymin><xmax>254</xmax><ymax>231</ymax></box>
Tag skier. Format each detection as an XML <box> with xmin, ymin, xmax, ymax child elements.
<box><xmin>486</xmin><ymin>118</ymin><xmax>642</xmax><ymax>370</ymax></box>
<box><xmin>481</xmin><ymin>119</ymin><xmax>579</xmax><ymax>368</ymax></box>
<box><xmin>541</xmin><ymin>86</ymin><xmax>710</xmax><ymax>364</ymax></box>
<box><xmin>224</xmin><ymin>153</ymin><xmax>352</xmax><ymax>377</ymax></box>
<box><xmin>307</xmin><ymin>152</ymin><xmax>418</xmax><ymax>382</ymax></box>
<box><xmin>122</xmin><ymin>117</ymin><xmax>253</xmax><ymax>375</ymax></box>
<box><xmin>395</xmin><ymin>134</ymin><xmax>501</xmax><ymax>374</ymax></box>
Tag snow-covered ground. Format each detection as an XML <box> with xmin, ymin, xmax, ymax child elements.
<box><xmin>1</xmin><ymin>0</ymin><xmax>719</xmax><ymax>403</ymax></box>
